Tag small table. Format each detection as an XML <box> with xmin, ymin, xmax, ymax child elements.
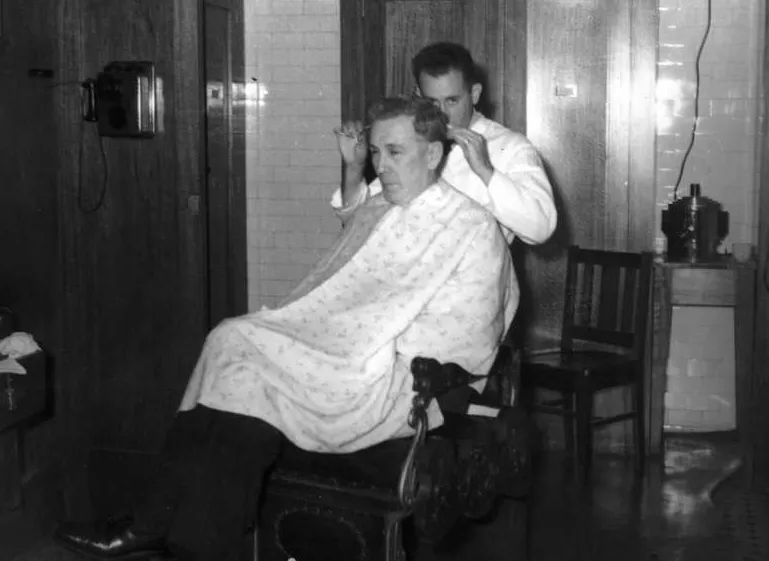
<box><xmin>647</xmin><ymin>256</ymin><xmax>757</xmax><ymax>460</ymax></box>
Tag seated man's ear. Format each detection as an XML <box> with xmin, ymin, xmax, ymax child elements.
<box><xmin>426</xmin><ymin>140</ymin><xmax>444</xmax><ymax>171</ymax></box>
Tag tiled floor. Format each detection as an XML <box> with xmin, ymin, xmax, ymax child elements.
<box><xmin>7</xmin><ymin>431</ymin><xmax>769</xmax><ymax>561</ymax></box>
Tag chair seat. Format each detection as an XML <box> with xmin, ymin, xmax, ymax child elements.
<box><xmin>524</xmin><ymin>349</ymin><xmax>638</xmax><ymax>391</ymax></box>
<box><xmin>272</xmin><ymin>436</ymin><xmax>414</xmax><ymax>493</ymax></box>
<box><xmin>271</xmin><ymin>411</ymin><xmax>502</xmax><ymax>492</ymax></box>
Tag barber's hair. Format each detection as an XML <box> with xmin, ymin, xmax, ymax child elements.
<box><xmin>366</xmin><ymin>96</ymin><xmax>449</xmax><ymax>145</ymax></box>
<box><xmin>411</xmin><ymin>42</ymin><xmax>478</xmax><ymax>87</ymax></box>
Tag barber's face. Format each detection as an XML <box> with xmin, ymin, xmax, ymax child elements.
<box><xmin>369</xmin><ymin>115</ymin><xmax>442</xmax><ymax>206</ymax></box>
<box><xmin>417</xmin><ymin>69</ymin><xmax>481</xmax><ymax>129</ymax></box>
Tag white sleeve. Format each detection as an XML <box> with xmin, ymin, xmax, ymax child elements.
<box><xmin>485</xmin><ymin>138</ymin><xmax>557</xmax><ymax>245</ymax></box>
<box><xmin>330</xmin><ymin>178</ymin><xmax>384</xmax><ymax>221</ymax></box>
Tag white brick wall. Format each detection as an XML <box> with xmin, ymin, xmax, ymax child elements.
<box><xmin>655</xmin><ymin>0</ymin><xmax>764</xmax><ymax>249</ymax></box>
<box><xmin>655</xmin><ymin>0</ymin><xmax>763</xmax><ymax>432</ymax></box>
<box><xmin>244</xmin><ymin>0</ymin><xmax>342</xmax><ymax>310</ymax></box>
<box><xmin>664</xmin><ymin>307</ymin><xmax>736</xmax><ymax>431</ymax></box>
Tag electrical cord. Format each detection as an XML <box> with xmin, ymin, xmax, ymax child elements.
<box><xmin>672</xmin><ymin>0</ymin><xmax>713</xmax><ymax>201</ymax></box>
<box><xmin>76</xmin><ymin>117</ymin><xmax>109</xmax><ymax>214</ymax></box>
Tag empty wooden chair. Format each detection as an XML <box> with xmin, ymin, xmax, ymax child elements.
<box><xmin>521</xmin><ymin>245</ymin><xmax>653</xmax><ymax>477</ymax></box>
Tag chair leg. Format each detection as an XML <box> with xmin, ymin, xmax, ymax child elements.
<box><xmin>633</xmin><ymin>377</ymin><xmax>646</xmax><ymax>474</ymax></box>
<box><xmin>574</xmin><ymin>385</ymin><xmax>593</xmax><ymax>480</ymax></box>
<box><xmin>562</xmin><ymin>392</ymin><xmax>575</xmax><ymax>458</ymax></box>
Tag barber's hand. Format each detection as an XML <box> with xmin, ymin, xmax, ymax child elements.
<box><xmin>334</xmin><ymin>121</ymin><xmax>368</xmax><ymax>169</ymax></box>
<box><xmin>448</xmin><ymin>126</ymin><xmax>494</xmax><ymax>185</ymax></box>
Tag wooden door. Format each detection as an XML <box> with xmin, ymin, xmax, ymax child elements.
<box><xmin>56</xmin><ymin>0</ymin><xmax>210</xmax><ymax>454</ymax></box>
<box><xmin>341</xmin><ymin>0</ymin><xmax>527</xmax><ymax>132</ymax></box>
<box><xmin>203</xmin><ymin>0</ymin><xmax>248</xmax><ymax>327</ymax></box>
<box><xmin>0</xmin><ymin>0</ymin><xmax>59</xmax><ymax>517</ymax></box>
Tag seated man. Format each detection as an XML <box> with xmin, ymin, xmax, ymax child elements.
<box><xmin>56</xmin><ymin>96</ymin><xmax>517</xmax><ymax>561</ymax></box>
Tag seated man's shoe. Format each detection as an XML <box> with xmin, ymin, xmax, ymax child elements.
<box><xmin>55</xmin><ymin>515</ymin><xmax>168</xmax><ymax>559</ymax></box>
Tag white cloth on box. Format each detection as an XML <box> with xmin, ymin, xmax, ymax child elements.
<box><xmin>0</xmin><ymin>332</ymin><xmax>42</xmax><ymax>375</ymax></box>
<box><xmin>179</xmin><ymin>180</ymin><xmax>515</xmax><ymax>453</ymax></box>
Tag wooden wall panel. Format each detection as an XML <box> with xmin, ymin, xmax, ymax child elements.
<box><xmin>384</xmin><ymin>0</ymin><xmax>463</xmax><ymax>96</ymax></box>
<box><xmin>0</xmin><ymin>0</ymin><xmax>61</xmax><ymax>523</ymax></box>
<box><xmin>523</xmin><ymin>0</ymin><xmax>657</xmax><ymax>453</ymax></box>
<box><xmin>341</xmin><ymin>0</ymin><xmax>386</xmax><ymax>123</ymax></box>
<box><xmin>522</xmin><ymin>0</ymin><xmax>609</xmax><ymax>350</ymax></box>
<box><xmin>204</xmin><ymin>0</ymin><xmax>247</xmax><ymax>327</ymax></box>
<box><xmin>0</xmin><ymin>0</ymin><xmax>248</xmax><ymax>528</ymax></box>
<box><xmin>54</xmin><ymin>0</ymin><xmax>209</xmax><ymax>458</ymax></box>
<box><xmin>0</xmin><ymin>2</ymin><xmax>58</xmax><ymax>378</ymax></box>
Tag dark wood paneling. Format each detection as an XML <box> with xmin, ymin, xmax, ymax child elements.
<box><xmin>55</xmin><ymin>0</ymin><xmax>94</xmax><ymax>520</ymax></box>
<box><xmin>0</xmin><ymin>1</ymin><xmax>58</xmax><ymax>375</ymax></box>
<box><xmin>0</xmin><ymin>0</ymin><xmax>248</xmax><ymax>531</ymax></box>
<box><xmin>384</xmin><ymin>1</ymin><xmax>463</xmax><ymax>95</ymax></box>
<box><xmin>55</xmin><ymin>0</ymin><xmax>209</xmax><ymax>454</ymax></box>
<box><xmin>0</xmin><ymin>0</ymin><xmax>60</xmax><ymax>521</ymax></box>
<box><xmin>340</xmin><ymin>0</ymin><xmax>386</xmax><ymax>123</ymax></box>
<box><xmin>342</xmin><ymin>0</ymin><xmax>527</xmax><ymax>129</ymax></box>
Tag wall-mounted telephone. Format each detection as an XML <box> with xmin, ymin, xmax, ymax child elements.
<box><xmin>81</xmin><ymin>61</ymin><xmax>156</xmax><ymax>138</ymax></box>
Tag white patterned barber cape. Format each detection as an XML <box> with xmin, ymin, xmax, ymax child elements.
<box><xmin>179</xmin><ymin>180</ymin><xmax>516</xmax><ymax>453</ymax></box>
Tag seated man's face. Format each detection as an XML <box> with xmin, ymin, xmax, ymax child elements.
<box><xmin>369</xmin><ymin>115</ymin><xmax>441</xmax><ymax>206</ymax></box>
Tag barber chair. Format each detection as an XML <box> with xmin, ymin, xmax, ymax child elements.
<box><xmin>253</xmin><ymin>344</ymin><xmax>532</xmax><ymax>561</ymax></box>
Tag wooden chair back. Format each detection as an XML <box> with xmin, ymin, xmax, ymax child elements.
<box><xmin>560</xmin><ymin>245</ymin><xmax>653</xmax><ymax>357</ymax></box>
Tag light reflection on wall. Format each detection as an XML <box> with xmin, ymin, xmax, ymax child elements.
<box><xmin>205</xmin><ymin>80</ymin><xmax>267</xmax><ymax>109</ymax></box>
<box><xmin>244</xmin><ymin>80</ymin><xmax>267</xmax><ymax>107</ymax></box>
<box><xmin>655</xmin><ymin>76</ymin><xmax>695</xmax><ymax>135</ymax></box>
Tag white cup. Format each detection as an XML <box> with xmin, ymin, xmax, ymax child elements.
<box><xmin>732</xmin><ymin>242</ymin><xmax>753</xmax><ymax>263</ymax></box>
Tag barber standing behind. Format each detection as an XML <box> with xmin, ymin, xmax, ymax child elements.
<box><xmin>332</xmin><ymin>41</ymin><xmax>557</xmax><ymax>246</ymax></box>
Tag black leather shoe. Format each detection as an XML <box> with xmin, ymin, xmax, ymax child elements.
<box><xmin>55</xmin><ymin>516</ymin><xmax>169</xmax><ymax>559</ymax></box>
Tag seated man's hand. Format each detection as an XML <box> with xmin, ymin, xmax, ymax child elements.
<box><xmin>334</xmin><ymin>120</ymin><xmax>368</xmax><ymax>170</ymax></box>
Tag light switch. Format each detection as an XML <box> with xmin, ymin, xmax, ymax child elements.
<box><xmin>555</xmin><ymin>84</ymin><xmax>578</xmax><ymax>98</ymax></box>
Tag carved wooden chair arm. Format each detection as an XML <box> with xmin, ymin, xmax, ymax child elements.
<box><xmin>397</xmin><ymin>348</ymin><xmax>528</xmax><ymax>537</ymax></box>
<box><xmin>397</xmin><ymin>356</ymin><xmax>485</xmax><ymax>510</ymax></box>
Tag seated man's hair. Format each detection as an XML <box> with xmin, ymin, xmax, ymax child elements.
<box><xmin>411</xmin><ymin>42</ymin><xmax>477</xmax><ymax>86</ymax></box>
<box><xmin>366</xmin><ymin>96</ymin><xmax>449</xmax><ymax>145</ymax></box>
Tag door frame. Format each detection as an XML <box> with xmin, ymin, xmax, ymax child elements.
<box><xmin>200</xmin><ymin>0</ymin><xmax>248</xmax><ymax>327</ymax></box>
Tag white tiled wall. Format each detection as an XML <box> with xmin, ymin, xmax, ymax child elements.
<box><xmin>656</xmin><ymin>0</ymin><xmax>764</xmax><ymax>432</ymax></box>
<box><xmin>664</xmin><ymin>307</ymin><xmax>737</xmax><ymax>431</ymax></box>
<box><xmin>655</xmin><ymin>0</ymin><xmax>764</xmax><ymax>248</ymax></box>
<box><xmin>244</xmin><ymin>0</ymin><xmax>342</xmax><ymax>310</ymax></box>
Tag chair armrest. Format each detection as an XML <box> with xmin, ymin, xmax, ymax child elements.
<box><xmin>410</xmin><ymin>356</ymin><xmax>486</xmax><ymax>399</ymax></box>
<box><xmin>398</xmin><ymin>356</ymin><xmax>476</xmax><ymax>509</ymax></box>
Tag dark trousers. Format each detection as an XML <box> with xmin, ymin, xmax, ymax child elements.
<box><xmin>132</xmin><ymin>405</ymin><xmax>282</xmax><ymax>561</ymax></box>
<box><xmin>131</xmin><ymin>389</ymin><xmax>477</xmax><ymax>561</ymax></box>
